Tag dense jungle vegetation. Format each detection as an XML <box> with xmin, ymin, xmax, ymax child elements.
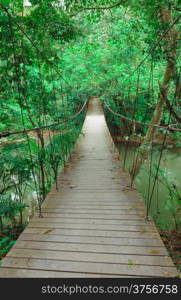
<box><xmin>0</xmin><ymin>0</ymin><xmax>180</xmax><ymax>270</ymax></box>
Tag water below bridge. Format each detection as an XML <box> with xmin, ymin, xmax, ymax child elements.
<box><xmin>117</xmin><ymin>144</ymin><xmax>181</xmax><ymax>230</ymax></box>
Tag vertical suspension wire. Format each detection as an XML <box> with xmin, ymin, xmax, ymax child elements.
<box><xmin>119</xmin><ymin>85</ymin><xmax>125</xmax><ymax>140</ymax></box>
<box><xmin>68</xmin><ymin>89</ymin><xmax>74</xmax><ymax>159</ymax></box>
<box><xmin>174</xmin><ymin>63</ymin><xmax>181</xmax><ymax>110</ymax></box>
<box><xmin>143</xmin><ymin>54</ymin><xmax>154</xmax><ymax>123</ymax></box>
<box><xmin>130</xmin><ymin>68</ymin><xmax>141</xmax><ymax>187</ymax></box>
<box><xmin>36</xmin><ymin>53</ymin><xmax>59</xmax><ymax>201</ymax></box>
<box><xmin>156</xmin><ymin>174</ymin><xmax>160</xmax><ymax>220</ymax></box>
<box><xmin>60</xmin><ymin>86</ymin><xmax>66</xmax><ymax>165</ymax></box>
<box><xmin>37</xmin><ymin>60</ymin><xmax>46</xmax><ymax>128</ymax></box>
<box><xmin>123</xmin><ymin>78</ymin><xmax>132</xmax><ymax>171</ymax></box>
<box><xmin>47</xmin><ymin>68</ymin><xmax>62</xmax><ymax>191</ymax></box>
<box><xmin>66</xmin><ymin>87</ymin><xmax>74</xmax><ymax>158</ymax></box>
<box><xmin>6</xmin><ymin>12</ymin><xmax>42</xmax><ymax>217</ymax></box>
<box><xmin>145</xmin><ymin>138</ymin><xmax>154</xmax><ymax>220</ymax></box>
<box><xmin>61</xmin><ymin>85</ymin><xmax>65</xmax><ymax>117</ymax></box>
<box><xmin>34</xmin><ymin>55</ymin><xmax>44</xmax><ymax>211</ymax></box>
<box><xmin>50</xmin><ymin>68</ymin><xmax>59</xmax><ymax>116</ymax></box>
<box><xmin>66</xmin><ymin>90</ymin><xmax>72</xmax><ymax>158</ymax></box>
<box><xmin>144</xmin><ymin>54</ymin><xmax>156</xmax><ymax>219</ymax></box>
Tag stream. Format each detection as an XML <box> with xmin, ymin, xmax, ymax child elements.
<box><xmin>116</xmin><ymin>143</ymin><xmax>181</xmax><ymax>230</ymax></box>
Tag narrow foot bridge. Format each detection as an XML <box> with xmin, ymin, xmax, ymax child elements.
<box><xmin>0</xmin><ymin>98</ymin><xmax>178</xmax><ymax>278</ymax></box>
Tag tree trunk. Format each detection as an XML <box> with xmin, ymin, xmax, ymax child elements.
<box><xmin>130</xmin><ymin>6</ymin><xmax>179</xmax><ymax>181</ymax></box>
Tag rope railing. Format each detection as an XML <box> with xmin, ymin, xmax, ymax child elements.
<box><xmin>0</xmin><ymin>99</ymin><xmax>88</xmax><ymax>139</ymax></box>
<box><xmin>104</xmin><ymin>102</ymin><xmax>181</xmax><ymax>132</ymax></box>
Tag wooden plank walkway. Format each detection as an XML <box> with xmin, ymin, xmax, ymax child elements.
<box><xmin>0</xmin><ymin>98</ymin><xmax>178</xmax><ymax>278</ymax></box>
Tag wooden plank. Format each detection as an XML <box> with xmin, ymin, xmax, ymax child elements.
<box><xmin>43</xmin><ymin>203</ymin><xmax>144</xmax><ymax>208</ymax></box>
<box><xmin>24</xmin><ymin>226</ymin><xmax>160</xmax><ymax>239</ymax></box>
<box><xmin>0</xmin><ymin>267</ymin><xmax>126</xmax><ymax>278</ymax></box>
<box><xmin>42</xmin><ymin>205</ymin><xmax>145</xmax><ymax>209</ymax></box>
<box><xmin>44</xmin><ymin>198</ymin><xmax>133</xmax><ymax>203</ymax></box>
<box><xmin>19</xmin><ymin>232</ymin><xmax>163</xmax><ymax>247</ymax></box>
<box><xmin>45</xmin><ymin>193</ymin><xmax>138</xmax><ymax>197</ymax></box>
<box><xmin>26</xmin><ymin>221</ymin><xmax>156</xmax><ymax>232</ymax></box>
<box><xmin>37</xmin><ymin>211</ymin><xmax>144</xmax><ymax>221</ymax></box>
<box><xmin>50</xmin><ymin>193</ymin><xmax>141</xmax><ymax>198</ymax></box>
<box><xmin>42</xmin><ymin>207</ymin><xmax>145</xmax><ymax>216</ymax></box>
<box><xmin>46</xmin><ymin>192</ymin><xmax>128</xmax><ymax>196</ymax></box>
<box><xmin>32</xmin><ymin>217</ymin><xmax>155</xmax><ymax>226</ymax></box>
<box><xmin>7</xmin><ymin>248</ymin><xmax>173</xmax><ymax>267</ymax></box>
<box><xmin>1</xmin><ymin>257</ymin><xmax>177</xmax><ymax>277</ymax></box>
<box><xmin>44</xmin><ymin>193</ymin><xmax>142</xmax><ymax>198</ymax></box>
<box><xmin>35</xmin><ymin>212</ymin><xmax>146</xmax><ymax>220</ymax></box>
<box><xmin>13</xmin><ymin>240</ymin><xmax>169</xmax><ymax>256</ymax></box>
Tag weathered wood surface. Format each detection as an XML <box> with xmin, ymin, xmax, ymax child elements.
<box><xmin>0</xmin><ymin>98</ymin><xmax>178</xmax><ymax>278</ymax></box>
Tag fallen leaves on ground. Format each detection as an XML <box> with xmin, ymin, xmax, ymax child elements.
<box><xmin>69</xmin><ymin>185</ymin><xmax>77</xmax><ymax>189</ymax></box>
<box><xmin>139</xmin><ymin>212</ymin><xmax>145</xmax><ymax>217</ymax></box>
<box><xmin>150</xmin><ymin>250</ymin><xmax>160</xmax><ymax>254</ymax></box>
<box><xmin>163</xmin><ymin>271</ymin><xmax>171</xmax><ymax>277</ymax></box>
<box><xmin>41</xmin><ymin>229</ymin><xmax>54</xmax><ymax>234</ymax></box>
<box><xmin>128</xmin><ymin>259</ymin><xmax>139</xmax><ymax>268</ymax></box>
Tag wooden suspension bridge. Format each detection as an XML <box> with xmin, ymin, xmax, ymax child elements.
<box><xmin>0</xmin><ymin>98</ymin><xmax>178</xmax><ymax>278</ymax></box>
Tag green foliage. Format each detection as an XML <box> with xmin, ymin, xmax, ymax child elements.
<box><xmin>0</xmin><ymin>236</ymin><xmax>15</xmax><ymax>258</ymax></box>
<box><xmin>0</xmin><ymin>197</ymin><xmax>28</xmax><ymax>222</ymax></box>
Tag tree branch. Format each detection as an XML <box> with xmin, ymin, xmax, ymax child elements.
<box><xmin>173</xmin><ymin>6</ymin><xmax>181</xmax><ymax>12</ymax></box>
<box><xmin>0</xmin><ymin>183</ymin><xmax>20</xmax><ymax>194</ymax></box>
<box><xmin>70</xmin><ymin>0</ymin><xmax>127</xmax><ymax>17</ymax></box>
<box><xmin>165</xmin><ymin>97</ymin><xmax>181</xmax><ymax>123</ymax></box>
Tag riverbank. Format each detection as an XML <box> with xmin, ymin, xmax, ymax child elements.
<box><xmin>112</xmin><ymin>133</ymin><xmax>181</xmax><ymax>148</ymax></box>
<box><xmin>160</xmin><ymin>230</ymin><xmax>181</xmax><ymax>275</ymax></box>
